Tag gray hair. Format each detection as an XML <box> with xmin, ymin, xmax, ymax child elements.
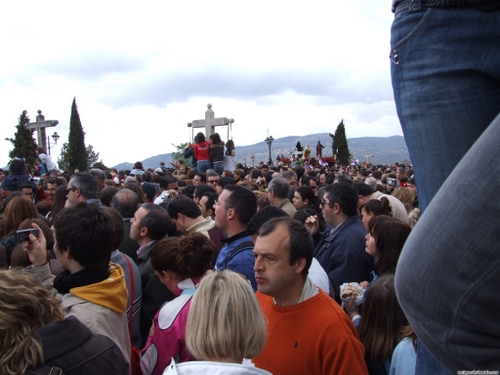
<box><xmin>268</xmin><ymin>177</ymin><xmax>289</xmax><ymax>199</ymax></box>
<box><xmin>89</xmin><ymin>169</ymin><xmax>107</xmax><ymax>183</ymax></box>
<box><xmin>364</xmin><ymin>177</ymin><xmax>377</xmax><ymax>191</ymax></box>
<box><xmin>70</xmin><ymin>172</ymin><xmax>99</xmax><ymax>200</ymax></box>
<box><xmin>281</xmin><ymin>170</ymin><xmax>298</xmax><ymax>181</ymax></box>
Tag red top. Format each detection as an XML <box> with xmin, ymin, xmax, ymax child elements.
<box><xmin>254</xmin><ymin>290</ymin><xmax>368</xmax><ymax>375</ymax></box>
<box><xmin>194</xmin><ymin>141</ymin><xmax>211</xmax><ymax>161</ymax></box>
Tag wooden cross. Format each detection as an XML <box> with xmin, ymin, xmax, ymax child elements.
<box><xmin>26</xmin><ymin>110</ymin><xmax>59</xmax><ymax>151</ymax></box>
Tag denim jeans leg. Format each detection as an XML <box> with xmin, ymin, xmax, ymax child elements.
<box><xmin>197</xmin><ymin>160</ymin><xmax>211</xmax><ymax>174</ymax></box>
<box><xmin>390</xmin><ymin>7</ymin><xmax>500</xmax><ymax>213</ymax></box>
<box><xmin>414</xmin><ymin>342</ymin><xmax>453</xmax><ymax>375</ymax></box>
<box><xmin>213</xmin><ymin>162</ymin><xmax>224</xmax><ymax>175</ymax></box>
<box><xmin>396</xmin><ymin>113</ymin><xmax>500</xmax><ymax>372</ymax></box>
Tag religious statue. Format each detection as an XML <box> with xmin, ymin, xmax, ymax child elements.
<box><xmin>316</xmin><ymin>141</ymin><xmax>325</xmax><ymax>157</ymax></box>
<box><xmin>304</xmin><ymin>144</ymin><xmax>311</xmax><ymax>159</ymax></box>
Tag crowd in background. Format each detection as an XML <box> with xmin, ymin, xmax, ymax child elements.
<box><xmin>0</xmin><ymin>134</ymin><xmax>423</xmax><ymax>375</ymax></box>
<box><xmin>2</xmin><ymin>0</ymin><xmax>498</xmax><ymax>370</ymax></box>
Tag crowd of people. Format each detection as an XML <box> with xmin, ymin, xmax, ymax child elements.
<box><xmin>0</xmin><ymin>138</ymin><xmax>427</xmax><ymax>375</ymax></box>
<box><xmin>1</xmin><ymin>0</ymin><xmax>498</xmax><ymax>372</ymax></box>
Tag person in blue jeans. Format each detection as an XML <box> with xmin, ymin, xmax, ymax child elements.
<box><xmin>390</xmin><ymin>1</ymin><xmax>500</xmax><ymax>373</ymax></box>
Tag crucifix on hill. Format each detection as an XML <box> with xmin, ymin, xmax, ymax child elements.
<box><xmin>292</xmin><ymin>148</ymin><xmax>303</xmax><ymax>160</ymax></box>
<box><xmin>187</xmin><ymin>104</ymin><xmax>234</xmax><ymax>141</ymax></box>
<box><xmin>26</xmin><ymin>110</ymin><xmax>59</xmax><ymax>152</ymax></box>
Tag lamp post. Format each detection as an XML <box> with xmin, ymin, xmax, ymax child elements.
<box><xmin>47</xmin><ymin>132</ymin><xmax>60</xmax><ymax>156</ymax></box>
<box><xmin>265</xmin><ymin>135</ymin><xmax>274</xmax><ymax>166</ymax></box>
<box><xmin>251</xmin><ymin>154</ymin><xmax>255</xmax><ymax>168</ymax></box>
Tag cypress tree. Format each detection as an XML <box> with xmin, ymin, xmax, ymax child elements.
<box><xmin>58</xmin><ymin>98</ymin><xmax>101</xmax><ymax>172</ymax></box>
<box><xmin>67</xmin><ymin>98</ymin><xmax>88</xmax><ymax>171</ymax></box>
<box><xmin>332</xmin><ymin>119</ymin><xmax>351</xmax><ymax>166</ymax></box>
<box><xmin>6</xmin><ymin>110</ymin><xmax>38</xmax><ymax>168</ymax></box>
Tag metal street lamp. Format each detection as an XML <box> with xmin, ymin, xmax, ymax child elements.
<box><xmin>265</xmin><ymin>136</ymin><xmax>274</xmax><ymax>166</ymax></box>
<box><xmin>47</xmin><ymin>132</ymin><xmax>60</xmax><ymax>156</ymax></box>
<box><xmin>251</xmin><ymin>154</ymin><xmax>255</xmax><ymax>168</ymax></box>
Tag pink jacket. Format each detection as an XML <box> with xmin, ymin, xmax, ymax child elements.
<box><xmin>140</xmin><ymin>278</ymin><xmax>197</xmax><ymax>375</ymax></box>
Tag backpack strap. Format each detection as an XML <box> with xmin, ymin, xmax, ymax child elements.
<box><xmin>223</xmin><ymin>241</ymin><xmax>254</xmax><ymax>268</ymax></box>
<box><xmin>121</xmin><ymin>253</ymin><xmax>135</xmax><ymax>340</ymax></box>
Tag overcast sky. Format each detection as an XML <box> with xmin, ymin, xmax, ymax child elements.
<box><xmin>0</xmin><ymin>0</ymin><xmax>398</xmax><ymax>168</ymax></box>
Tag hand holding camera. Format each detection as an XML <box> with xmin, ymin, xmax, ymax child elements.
<box><xmin>21</xmin><ymin>224</ymin><xmax>48</xmax><ymax>267</ymax></box>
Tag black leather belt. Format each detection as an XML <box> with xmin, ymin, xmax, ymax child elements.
<box><xmin>394</xmin><ymin>0</ymin><xmax>500</xmax><ymax>14</ymax></box>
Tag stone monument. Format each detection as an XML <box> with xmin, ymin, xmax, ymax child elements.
<box><xmin>26</xmin><ymin>110</ymin><xmax>59</xmax><ymax>152</ymax></box>
<box><xmin>188</xmin><ymin>104</ymin><xmax>234</xmax><ymax>141</ymax></box>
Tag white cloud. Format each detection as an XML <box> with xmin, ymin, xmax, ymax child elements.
<box><xmin>0</xmin><ymin>0</ymin><xmax>400</xmax><ymax>168</ymax></box>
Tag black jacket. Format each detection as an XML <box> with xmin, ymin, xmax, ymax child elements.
<box><xmin>34</xmin><ymin>316</ymin><xmax>129</xmax><ymax>375</ymax></box>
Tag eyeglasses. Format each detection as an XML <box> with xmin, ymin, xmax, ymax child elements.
<box><xmin>214</xmin><ymin>199</ymin><xmax>232</xmax><ymax>209</ymax></box>
<box><xmin>207</xmin><ymin>179</ymin><xmax>218</xmax><ymax>184</ymax></box>
<box><xmin>320</xmin><ymin>198</ymin><xmax>328</xmax><ymax>206</ymax></box>
<box><xmin>66</xmin><ymin>187</ymin><xmax>77</xmax><ymax>193</ymax></box>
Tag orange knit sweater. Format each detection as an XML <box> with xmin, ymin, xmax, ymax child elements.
<box><xmin>254</xmin><ymin>290</ymin><xmax>368</xmax><ymax>375</ymax></box>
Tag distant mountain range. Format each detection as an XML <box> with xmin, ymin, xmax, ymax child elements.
<box><xmin>114</xmin><ymin>133</ymin><xmax>410</xmax><ymax>170</ymax></box>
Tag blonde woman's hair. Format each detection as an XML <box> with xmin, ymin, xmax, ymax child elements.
<box><xmin>186</xmin><ymin>270</ymin><xmax>267</xmax><ymax>362</ymax></box>
<box><xmin>0</xmin><ymin>270</ymin><xmax>64</xmax><ymax>375</ymax></box>
<box><xmin>392</xmin><ymin>187</ymin><xmax>415</xmax><ymax>213</ymax></box>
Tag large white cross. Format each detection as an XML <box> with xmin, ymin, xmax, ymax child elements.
<box><xmin>188</xmin><ymin>104</ymin><xmax>234</xmax><ymax>141</ymax></box>
<box><xmin>25</xmin><ymin>110</ymin><xmax>58</xmax><ymax>151</ymax></box>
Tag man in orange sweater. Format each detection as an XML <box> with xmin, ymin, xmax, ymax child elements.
<box><xmin>253</xmin><ymin>217</ymin><xmax>368</xmax><ymax>375</ymax></box>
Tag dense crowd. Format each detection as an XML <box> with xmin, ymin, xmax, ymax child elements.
<box><xmin>3</xmin><ymin>0</ymin><xmax>499</xmax><ymax>372</ymax></box>
<box><xmin>0</xmin><ymin>136</ymin><xmax>423</xmax><ymax>375</ymax></box>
